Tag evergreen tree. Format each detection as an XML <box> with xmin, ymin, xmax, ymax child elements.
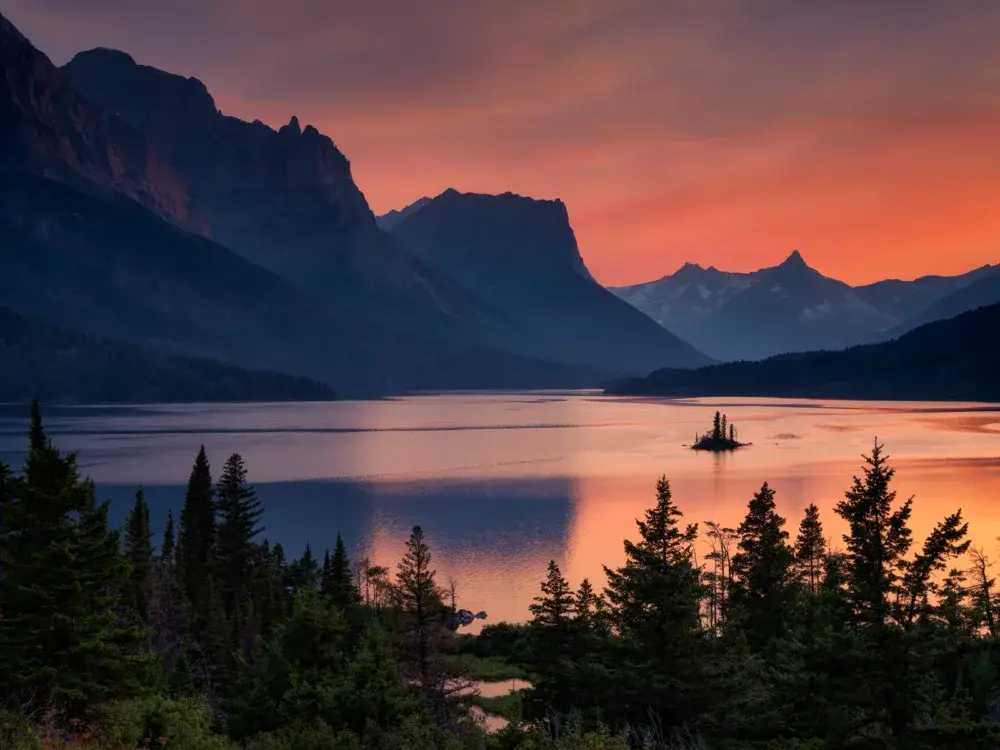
<box><xmin>0</xmin><ymin>410</ymin><xmax>149</xmax><ymax>717</ymax></box>
<box><xmin>124</xmin><ymin>487</ymin><xmax>155</xmax><ymax>623</ymax></box>
<box><xmin>835</xmin><ymin>440</ymin><xmax>913</xmax><ymax>629</ymax></box>
<box><xmin>713</xmin><ymin>411</ymin><xmax>722</xmax><ymax>441</ymax></box>
<box><xmin>162</xmin><ymin>509</ymin><xmax>176</xmax><ymax>564</ymax></box>
<box><xmin>795</xmin><ymin>503</ymin><xmax>825</xmax><ymax>595</ymax></box>
<box><xmin>603</xmin><ymin>476</ymin><xmax>704</xmax><ymax>729</ymax></box>
<box><xmin>326</xmin><ymin>533</ymin><xmax>359</xmax><ymax>612</ymax></box>
<box><xmin>395</xmin><ymin>525</ymin><xmax>446</xmax><ymax>696</ymax></box>
<box><xmin>721</xmin><ymin>414</ymin><xmax>728</xmax><ymax>440</ymax></box>
<box><xmin>529</xmin><ymin>560</ymin><xmax>574</xmax><ymax>632</ymax></box>
<box><xmin>28</xmin><ymin>396</ymin><xmax>45</xmax><ymax>452</ymax></box>
<box><xmin>899</xmin><ymin>509</ymin><xmax>969</xmax><ymax>627</ymax></box>
<box><xmin>215</xmin><ymin>453</ymin><xmax>264</xmax><ymax>622</ymax></box>
<box><xmin>729</xmin><ymin>423</ymin><xmax>736</xmax><ymax>442</ymax></box>
<box><xmin>572</xmin><ymin>577</ymin><xmax>608</xmax><ymax>635</ymax></box>
<box><xmin>179</xmin><ymin>445</ymin><xmax>215</xmax><ymax>631</ymax></box>
<box><xmin>730</xmin><ymin>482</ymin><xmax>796</xmax><ymax>648</ymax></box>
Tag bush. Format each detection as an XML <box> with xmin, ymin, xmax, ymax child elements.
<box><xmin>96</xmin><ymin>696</ymin><xmax>229</xmax><ymax>749</ymax></box>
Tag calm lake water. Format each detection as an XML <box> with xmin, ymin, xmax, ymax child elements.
<box><xmin>2</xmin><ymin>391</ymin><xmax>999</xmax><ymax>632</ymax></box>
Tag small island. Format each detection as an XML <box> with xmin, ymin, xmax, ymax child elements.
<box><xmin>692</xmin><ymin>411</ymin><xmax>750</xmax><ymax>452</ymax></box>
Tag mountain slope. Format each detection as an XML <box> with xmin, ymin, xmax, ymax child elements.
<box><xmin>384</xmin><ymin>189</ymin><xmax>710</xmax><ymax>374</ymax></box>
<box><xmin>0</xmin><ymin>14</ymin><xmax>604</xmax><ymax>396</ymax></box>
<box><xmin>60</xmin><ymin>50</ymin><xmax>517</xmax><ymax>340</ymax></box>
<box><xmin>611</xmin><ymin>252</ymin><xmax>997</xmax><ymax>361</ymax></box>
<box><xmin>0</xmin><ymin>306</ymin><xmax>335</xmax><ymax>404</ymax></box>
<box><xmin>606</xmin><ymin>303</ymin><xmax>1000</xmax><ymax>403</ymax></box>
<box><xmin>888</xmin><ymin>267</ymin><xmax>1000</xmax><ymax>336</ymax></box>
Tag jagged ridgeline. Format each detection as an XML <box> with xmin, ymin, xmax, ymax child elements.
<box><xmin>692</xmin><ymin>410</ymin><xmax>749</xmax><ymax>451</ymax></box>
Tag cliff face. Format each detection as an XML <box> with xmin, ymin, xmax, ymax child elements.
<box><xmin>62</xmin><ymin>50</ymin><xmax>386</xmax><ymax>283</ymax></box>
<box><xmin>386</xmin><ymin>189</ymin><xmax>710</xmax><ymax>373</ymax></box>
<box><xmin>0</xmin><ymin>20</ymin><xmax>203</xmax><ymax>232</ymax></box>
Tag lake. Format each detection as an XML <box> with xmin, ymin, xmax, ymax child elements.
<box><xmin>2</xmin><ymin>392</ymin><xmax>999</xmax><ymax>632</ymax></box>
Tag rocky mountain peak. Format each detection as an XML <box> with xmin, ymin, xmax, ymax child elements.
<box><xmin>780</xmin><ymin>249</ymin><xmax>809</xmax><ymax>269</ymax></box>
<box><xmin>0</xmin><ymin>14</ymin><xmax>203</xmax><ymax>231</ymax></box>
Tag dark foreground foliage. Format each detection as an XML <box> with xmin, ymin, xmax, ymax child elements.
<box><xmin>2</xmin><ymin>401</ymin><xmax>999</xmax><ymax>748</ymax></box>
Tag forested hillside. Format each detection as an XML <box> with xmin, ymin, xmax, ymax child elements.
<box><xmin>0</xmin><ymin>307</ymin><xmax>335</xmax><ymax>403</ymax></box>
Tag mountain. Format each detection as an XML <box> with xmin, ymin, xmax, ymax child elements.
<box><xmin>376</xmin><ymin>196</ymin><xmax>433</xmax><ymax>231</ymax></box>
<box><xmin>382</xmin><ymin>189</ymin><xmax>711</xmax><ymax>374</ymax></box>
<box><xmin>610</xmin><ymin>251</ymin><xmax>997</xmax><ymax>361</ymax></box>
<box><xmin>0</xmin><ymin>306</ymin><xmax>335</xmax><ymax>404</ymax></box>
<box><xmin>606</xmin><ymin>302</ymin><xmax>1000</xmax><ymax>403</ymax></box>
<box><xmin>888</xmin><ymin>266</ymin><xmax>1000</xmax><ymax>336</ymax></box>
<box><xmin>60</xmin><ymin>50</ymin><xmax>514</xmax><ymax>337</ymax></box>
<box><xmin>854</xmin><ymin>264</ymin><xmax>999</xmax><ymax>323</ymax></box>
<box><xmin>0</xmin><ymin>13</ymin><xmax>604</xmax><ymax>396</ymax></box>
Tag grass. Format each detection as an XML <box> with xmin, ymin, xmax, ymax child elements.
<box><xmin>448</xmin><ymin>653</ymin><xmax>532</xmax><ymax>682</ymax></box>
<box><xmin>471</xmin><ymin>690</ymin><xmax>526</xmax><ymax>721</ymax></box>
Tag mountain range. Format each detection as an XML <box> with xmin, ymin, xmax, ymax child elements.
<box><xmin>0</xmin><ymin>12</ymin><xmax>708</xmax><ymax>401</ymax></box>
<box><xmin>610</xmin><ymin>252</ymin><xmax>999</xmax><ymax>361</ymax></box>
<box><xmin>606</xmin><ymin>301</ymin><xmax>1000</xmax><ymax>403</ymax></box>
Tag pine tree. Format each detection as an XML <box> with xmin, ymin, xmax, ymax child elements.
<box><xmin>729</xmin><ymin>423</ymin><xmax>736</xmax><ymax>442</ymax></box>
<box><xmin>899</xmin><ymin>509</ymin><xmax>969</xmax><ymax>627</ymax></box>
<box><xmin>835</xmin><ymin>440</ymin><xmax>913</xmax><ymax>629</ymax></box>
<box><xmin>326</xmin><ymin>533</ymin><xmax>359</xmax><ymax>612</ymax></box>
<box><xmin>124</xmin><ymin>487</ymin><xmax>155</xmax><ymax>623</ymax></box>
<box><xmin>529</xmin><ymin>560</ymin><xmax>574</xmax><ymax>631</ymax></box>
<box><xmin>605</xmin><ymin>476</ymin><xmax>702</xmax><ymax>651</ymax></box>
<box><xmin>730</xmin><ymin>482</ymin><xmax>796</xmax><ymax>648</ymax></box>
<box><xmin>29</xmin><ymin>397</ymin><xmax>45</xmax><ymax>452</ymax></box>
<box><xmin>602</xmin><ymin>476</ymin><xmax>705</xmax><ymax>729</ymax></box>
<box><xmin>179</xmin><ymin>445</ymin><xmax>215</xmax><ymax>631</ymax></box>
<box><xmin>713</xmin><ymin>411</ymin><xmax>723</xmax><ymax>441</ymax></box>
<box><xmin>162</xmin><ymin>509</ymin><xmax>176</xmax><ymax>564</ymax></box>
<box><xmin>0</xmin><ymin>410</ymin><xmax>150</xmax><ymax>717</ymax></box>
<box><xmin>795</xmin><ymin>503</ymin><xmax>826</xmax><ymax>595</ymax></box>
<box><xmin>721</xmin><ymin>414</ymin><xmax>728</xmax><ymax>441</ymax></box>
<box><xmin>572</xmin><ymin>577</ymin><xmax>607</xmax><ymax>635</ymax></box>
<box><xmin>215</xmin><ymin>453</ymin><xmax>264</xmax><ymax>622</ymax></box>
<box><xmin>395</xmin><ymin>525</ymin><xmax>446</xmax><ymax>695</ymax></box>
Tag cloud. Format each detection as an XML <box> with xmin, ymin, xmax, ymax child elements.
<box><xmin>5</xmin><ymin>0</ymin><xmax>1000</xmax><ymax>284</ymax></box>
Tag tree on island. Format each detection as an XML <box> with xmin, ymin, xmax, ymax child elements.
<box><xmin>693</xmin><ymin>412</ymin><xmax>748</xmax><ymax>452</ymax></box>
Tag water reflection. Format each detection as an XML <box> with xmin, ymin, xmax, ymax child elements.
<box><xmin>2</xmin><ymin>394</ymin><xmax>999</xmax><ymax>629</ymax></box>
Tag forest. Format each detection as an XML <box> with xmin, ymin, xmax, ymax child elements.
<box><xmin>1</xmin><ymin>401</ymin><xmax>999</xmax><ymax>748</ymax></box>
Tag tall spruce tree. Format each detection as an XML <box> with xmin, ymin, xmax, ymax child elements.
<box><xmin>835</xmin><ymin>441</ymin><xmax>913</xmax><ymax>629</ymax></box>
<box><xmin>124</xmin><ymin>487</ymin><xmax>155</xmax><ymax>623</ymax></box>
<box><xmin>729</xmin><ymin>482</ymin><xmax>796</xmax><ymax>648</ymax></box>
<box><xmin>529</xmin><ymin>560</ymin><xmax>574</xmax><ymax>632</ymax></box>
<box><xmin>214</xmin><ymin>453</ymin><xmax>264</xmax><ymax>622</ymax></box>
<box><xmin>795</xmin><ymin>503</ymin><xmax>826</xmax><ymax>596</ymax></box>
<box><xmin>0</xmin><ymin>407</ymin><xmax>149</xmax><ymax>717</ymax></box>
<box><xmin>179</xmin><ymin>446</ymin><xmax>215</xmax><ymax>630</ymax></box>
<box><xmin>603</xmin><ymin>476</ymin><xmax>704</xmax><ymax>728</ymax></box>
<box><xmin>326</xmin><ymin>533</ymin><xmax>359</xmax><ymax>612</ymax></box>
<box><xmin>395</xmin><ymin>525</ymin><xmax>446</xmax><ymax>695</ymax></box>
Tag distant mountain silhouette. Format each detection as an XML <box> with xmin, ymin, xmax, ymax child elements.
<box><xmin>887</xmin><ymin>266</ymin><xmax>1000</xmax><ymax>337</ymax></box>
<box><xmin>59</xmin><ymin>43</ymin><xmax>698</xmax><ymax>384</ymax></box>
<box><xmin>383</xmin><ymin>189</ymin><xmax>711</xmax><ymax>374</ymax></box>
<box><xmin>611</xmin><ymin>251</ymin><xmax>997</xmax><ymax>361</ymax></box>
<box><xmin>606</xmin><ymin>302</ymin><xmax>1000</xmax><ymax>403</ymax></box>
<box><xmin>0</xmin><ymin>306</ymin><xmax>335</xmax><ymax>403</ymax></box>
<box><xmin>0</xmin><ymin>14</ymin><xmax>611</xmax><ymax>396</ymax></box>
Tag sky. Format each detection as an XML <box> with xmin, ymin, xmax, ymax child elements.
<box><xmin>5</xmin><ymin>0</ymin><xmax>1000</xmax><ymax>286</ymax></box>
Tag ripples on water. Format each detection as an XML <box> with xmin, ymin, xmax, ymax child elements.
<box><xmin>2</xmin><ymin>392</ymin><xmax>999</xmax><ymax>630</ymax></box>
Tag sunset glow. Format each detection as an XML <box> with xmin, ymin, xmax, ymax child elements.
<box><xmin>9</xmin><ymin>0</ymin><xmax>1000</xmax><ymax>285</ymax></box>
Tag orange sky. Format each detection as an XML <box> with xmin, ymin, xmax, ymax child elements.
<box><xmin>7</xmin><ymin>0</ymin><xmax>1000</xmax><ymax>286</ymax></box>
